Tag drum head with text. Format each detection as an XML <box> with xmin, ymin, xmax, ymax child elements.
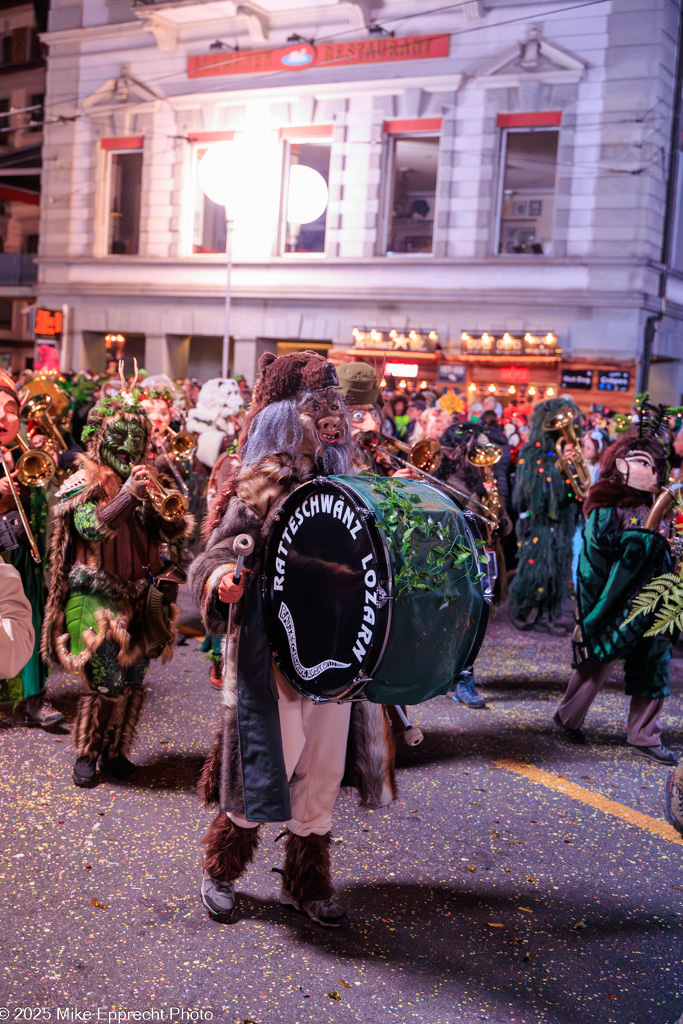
<box><xmin>262</xmin><ymin>479</ymin><xmax>391</xmax><ymax>701</ymax></box>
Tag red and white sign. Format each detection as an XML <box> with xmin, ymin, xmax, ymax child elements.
<box><xmin>188</xmin><ymin>34</ymin><xmax>450</xmax><ymax>79</ymax></box>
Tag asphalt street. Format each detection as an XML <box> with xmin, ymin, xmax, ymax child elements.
<box><xmin>1</xmin><ymin>599</ymin><xmax>683</xmax><ymax>1024</ymax></box>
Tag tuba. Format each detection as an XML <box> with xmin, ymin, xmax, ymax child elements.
<box><xmin>542</xmin><ymin>406</ymin><xmax>592</xmax><ymax>500</ymax></box>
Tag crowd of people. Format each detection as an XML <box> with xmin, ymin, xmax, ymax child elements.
<box><xmin>2</xmin><ymin>353</ymin><xmax>683</xmax><ymax>927</ymax></box>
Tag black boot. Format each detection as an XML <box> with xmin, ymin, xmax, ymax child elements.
<box><xmin>73</xmin><ymin>756</ymin><xmax>99</xmax><ymax>788</ymax></box>
<box><xmin>453</xmin><ymin>669</ymin><xmax>486</xmax><ymax>709</ymax></box>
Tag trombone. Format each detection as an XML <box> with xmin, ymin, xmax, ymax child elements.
<box><xmin>144</xmin><ymin>466</ymin><xmax>189</xmax><ymax>522</ymax></box>
<box><xmin>358</xmin><ymin>431</ymin><xmax>498</xmax><ymax>529</ymax></box>
<box><xmin>0</xmin><ymin>448</ymin><xmax>42</xmax><ymax>563</ymax></box>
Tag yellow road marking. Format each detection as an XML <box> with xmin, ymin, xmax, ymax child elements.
<box><xmin>495</xmin><ymin>758</ymin><xmax>683</xmax><ymax>847</ymax></box>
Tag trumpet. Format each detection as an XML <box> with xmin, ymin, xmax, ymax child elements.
<box><xmin>542</xmin><ymin>406</ymin><xmax>592</xmax><ymax>500</ymax></box>
<box><xmin>144</xmin><ymin>466</ymin><xmax>189</xmax><ymax>522</ymax></box>
<box><xmin>0</xmin><ymin>447</ymin><xmax>42</xmax><ymax>562</ymax></box>
<box><xmin>358</xmin><ymin>431</ymin><xmax>498</xmax><ymax>529</ymax></box>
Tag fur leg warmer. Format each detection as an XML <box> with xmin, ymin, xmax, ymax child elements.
<box><xmin>117</xmin><ymin>685</ymin><xmax>145</xmax><ymax>758</ymax></box>
<box><xmin>72</xmin><ymin>692</ymin><xmax>115</xmax><ymax>759</ymax></box>
<box><xmin>197</xmin><ymin>731</ymin><xmax>222</xmax><ymax>806</ymax></box>
<box><xmin>202</xmin><ymin>812</ymin><xmax>260</xmax><ymax>881</ymax></box>
<box><xmin>282</xmin><ymin>830</ymin><xmax>334</xmax><ymax>903</ymax></box>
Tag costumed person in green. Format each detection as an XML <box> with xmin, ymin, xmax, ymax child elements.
<box><xmin>554</xmin><ymin>434</ymin><xmax>677</xmax><ymax>765</ymax></box>
<box><xmin>509</xmin><ymin>397</ymin><xmax>581</xmax><ymax>635</ymax></box>
<box><xmin>42</xmin><ymin>374</ymin><xmax>193</xmax><ymax>788</ymax></box>
<box><xmin>0</xmin><ymin>368</ymin><xmax>62</xmax><ymax>726</ymax></box>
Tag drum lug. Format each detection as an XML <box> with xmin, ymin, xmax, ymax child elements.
<box><xmin>359</xmin><ymin>507</ymin><xmax>373</xmax><ymax>520</ymax></box>
<box><xmin>376</xmin><ymin>585</ymin><xmax>389</xmax><ymax>609</ymax></box>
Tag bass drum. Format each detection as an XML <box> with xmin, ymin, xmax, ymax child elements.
<box><xmin>262</xmin><ymin>474</ymin><xmax>490</xmax><ymax>705</ymax></box>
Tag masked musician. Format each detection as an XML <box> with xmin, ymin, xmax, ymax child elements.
<box><xmin>0</xmin><ymin>369</ymin><xmax>62</xmax><ymax>726</ymax></box>
<box><xmin>554</xmin><ymin>435</ymin><xmax>677</xmax><ymax>764</ymax></box>
<box><xmin>42</xmin><ymin>382</ymin><xmax>193</xmax><ymax>788</ymax></box>
<box><xmin>190</xmin><ymin>351</ymin><xmax>393</xmax><ymax>928</ymax></box>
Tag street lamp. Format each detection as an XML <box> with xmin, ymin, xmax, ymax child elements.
<box><xmin>198</xmin><ymin>142</ymin><xmax>239</xmax><ymax>379</ymax></box>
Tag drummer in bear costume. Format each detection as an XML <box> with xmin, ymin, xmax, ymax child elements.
<box><xmin>189</xmin><ymin>351</ymin><xmax>396</xmax><ymax>928</ymax></box>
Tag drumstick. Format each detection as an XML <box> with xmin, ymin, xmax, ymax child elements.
<box><xmin>226</xmin><ymin>533</ymin><xmax>255</xmax><ymax>635</ymax></box>
<box><xmin>222</xmin><ymin>534</ymin><xmax>255</xmax><ymax>701</ymax></box>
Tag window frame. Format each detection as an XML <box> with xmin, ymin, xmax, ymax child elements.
<box><xmin>494</xmin><ymin>125</ymin><xmax>560</xmax><ymax>258</ymax></box>
<box><xmin>101</xmin><ymin>142</ymin><xmax>144</xmax><ymax>257</ymax></box>
<box><xmin>278</xmin><ymin>135</ymin><xmax>332</xmax><ymax>258</ymax></box>
<box><xmin>379</xmin><ymin>129</ymin><xmax>442</xmax><ymax>257</ymax></box>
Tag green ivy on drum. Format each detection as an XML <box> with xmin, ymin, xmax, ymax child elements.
<box><xmin>372</xmin><ymin>477</ymin><xmax>487</xmax><ymax>605</ymax></box>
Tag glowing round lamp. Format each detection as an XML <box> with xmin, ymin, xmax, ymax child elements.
<box><xmin>468</xmin><ymin>383</ymin><xmax>477</xmax><ymax>393</ymax></box>
<box><xmin>198</xmin><ymin>142</ymin><xmax>237</xmax><ymax>208</ymax></box>
<box><xmin>399</xmin><ymin>379</ymin><xmax>407</xmax><ymax>389</ymax></box>
<box><xmin>546</xmin><ymin>387</ymin><xmax>555</xmax><ymax>398</ymax></box>
<box><xmin>287</xmin><ymin>165</ymin><xmax>329</xmax><ymax>224</ymax></box>
<box><xmin>488</xmin><ymin>383</ymin><xmax>496</xmax><ymax>393</ymax></box>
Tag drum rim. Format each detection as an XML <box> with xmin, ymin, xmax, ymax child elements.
<box><xmin>263</xmin><ymin>475</ymin><xmax>394</xmax><ymax>703</ymax></box>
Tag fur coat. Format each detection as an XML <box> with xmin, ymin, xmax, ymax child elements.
<box><xmin>189</xmin><ymin>452</ymin><xmax>397</xmax><ymax>821</ymax></box>
<box><xmin>42</xmin><ymin>456</ymin><xmax>191</xmax><ymax>682</ymax></box>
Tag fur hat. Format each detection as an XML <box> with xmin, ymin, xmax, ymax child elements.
<box><xmin>336</xmin><ymin>362</ymin><xmax>383</xmax><ymax>407</ymax></box>
<box><xmin>252</xmin><ymin>350</ymin><xmax>338</xmax><ymax>410</ymax></box>
<box><xmin>239</xmin><ymin>350</ymin><xmax>339</xmax><ymax>452</ymax></box>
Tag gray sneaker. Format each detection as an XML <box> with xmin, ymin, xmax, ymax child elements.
<box><xmin>280</xmin><ymin>887</ymin><xmax>346</xmax><ymax>928</ymax></box>
<box><xmin>200</xmin><ymin>872</ymin><xmax>236</xmax><ymax>922</ymax></box>
<box><xmin>628</xmin><ymin>743</ymin><xmax>678</xmax><ymax>766</ymax></box>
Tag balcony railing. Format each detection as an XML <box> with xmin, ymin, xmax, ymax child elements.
<box><xmin>0</xmin><ymin>253</ymin><xmax>36</xmax><ymax>286</ymax></box>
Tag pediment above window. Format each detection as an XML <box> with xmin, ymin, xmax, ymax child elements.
<box><xmin>82</xmin><ymin>67</ymin><xmax>160</xmax><ymax>111</ymax></box>
<box><xmin>475</xmin><ymin>27</ymin><xmax>586</xmax><ymax>88</ymax></box>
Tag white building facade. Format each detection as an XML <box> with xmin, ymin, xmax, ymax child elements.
<box><xmin>38</xmin><ymin>0</ymin><xmax>683</xmax><ymax>408</ymax></box>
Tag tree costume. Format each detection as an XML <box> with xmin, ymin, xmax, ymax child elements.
<box><xmin>42</xmin><ymin>386</ymin><xmax>192</xmax><ymax>787</ymax></box>
<box><xmin>190</xmin><ymin>350</ymin><xmax>392</xmax><ymax>928</ymax></box>
<box><xmin>0</xmin><ymin>369</ymin><xmax>60</xmax><ymax>725</ymax></box>
<box><xmin>509</xmin><ymin>397</ymin><xmax>581</xmax><ymax>634</ymax></box>
<box><xmin>554</xmin><ymin>435</ymin><xmax>676</xmax><ymax>762</ymax></box>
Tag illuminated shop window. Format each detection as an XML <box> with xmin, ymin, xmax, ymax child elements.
<box><xmin>383</xmin><ymin>135</ymin><xmax>440</xmax><ymax>255</ymax></box>
<box><xmin>281</xmin><ymin>140</ymin><xmax>331</xmax><ymax>255</ymax></box>
<box><xmin>192</xmin><ymin>146</ymin><xmax>227</xmax><ymax>254</ymax></box>
<box><xmin>497</xmin><ymin>129</ymin><xmax>558</xmax><ymax>256</ymax></box>
<box><xmin>107</xmin><ymin>150</ymin><xmax>142</xmax><ymax>255</ymax></box>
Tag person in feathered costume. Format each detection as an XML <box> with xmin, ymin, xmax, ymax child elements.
<box><xmin>42</xmin><ymin>378</ymin><xmax>193</xmax><ymax>788</ymax></box>
<box><xmin>509</xmin><ymin>397</ymin><xmax>581</xmax><ymax>635</ymax></box>
<box><xmin>189</xmin><ymin>350</ymin><xmax>394</xmax><ymax>929</ymax></box>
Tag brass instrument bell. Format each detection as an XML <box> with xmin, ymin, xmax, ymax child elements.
<box><xmin>13</xmin><ymin>434</ymin><xmax>57</xmax><ymax>488</ymax></box>
<box><xmin>542</xmin><ymin>405</ymin><xmax>592</xmax><ymax>499</ymax></box>
<box><xmin>466</xmin><ymin>442</ymin><xmax>502</xmax><ymax>468</ymax></box>
<box><xmin>380</xmin><ymin>434</ymin><xmax>443</xmax><ymax>474</ymax></box>
<box><xmin>144</xmin><ymin>466</ymin><xmax>189</xmax><ymax>522</ymax></box>
<box><xmin>167</xmin><ymin>428</ymin><xmax>198</xmax><ymax>459</ymax></box>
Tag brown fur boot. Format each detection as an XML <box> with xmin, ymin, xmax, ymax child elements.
<box><xmin>280</xmin><ymin>831</ymin><xmax>346</xmax><ymax>927</ymax></box>
<box><xmin>202</xmin><ymin>812</ymin><xmax>260</xmax><ymax>881</ymax></box>
<box><xmin>72</xmin><ymin>692</ymin><xmax>115</xmax><ymax>788</ymax></box>
<box><xmin>100</xmin><ymin>686</ymin><xmax>145</xmax><ymax>780</ymax></box>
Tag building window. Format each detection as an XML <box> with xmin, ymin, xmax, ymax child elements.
<box><xmin>192</xmin><ymin>146</ymin><xmax>227</xmax><ymax>254</ymax></box>
<box><xmin>281</xmin><ymin>140</ymin><xmax>331</xmax><ymax>255</ymax></box>
<box><xmin>1</xmin><ymin>37</ymin><xmax>12</xmax><ymax>65</ymax></box>
<box><xmin>0</xmin><ymin>299</ymin><xmax>13</xmax><ymax>331</ymax></box>
<box><xmin>497</xmin><ymin>129</ymin><xmax>558</xmax><ymax>256</ymax></box>
<box><xmin>383</xmin><ymin>135</ymin><xmax>440</xmax><ymax>255</ymax></box>
<box><xmin>28</xmin><ymin>93</ymin><xmax>44</xmax><ymax>132</ymax></box>
<box><xmin>107</xmin><ymin>150</ymin><xmax>142</xmax><ymax>255</ymax></box>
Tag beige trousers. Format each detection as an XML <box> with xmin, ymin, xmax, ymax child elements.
<box><xmin>229</xmin><ymin>665</ymin><xmax>352</xmax><ymax>837</ymax></box>
<box><xmin>555</xmin><ymin>659</ymin><xmax>663</xmax><ymax>747</ymax></box>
